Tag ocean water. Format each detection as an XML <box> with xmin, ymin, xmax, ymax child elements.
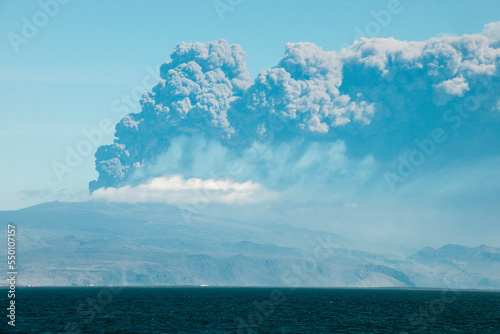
<box><xmin>2</xmin><ymin>287</ymin><xmax>500</xmax><ymax>333</ymax></box>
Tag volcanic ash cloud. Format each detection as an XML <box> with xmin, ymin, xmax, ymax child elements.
<box><xmin>90</xmin><ymin>25</ymin><xmax>500</xmax><ymax>204</ymax></box>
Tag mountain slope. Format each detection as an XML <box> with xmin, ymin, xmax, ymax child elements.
<box><xmin>406</xmin><ymin>244</ymin><xmax>500</xmax><ymax>289</ymax></box>
<box><xmin>0</xmin><ymin>201</ymin><xmax>498</xmax><ymax>289</ymax></box>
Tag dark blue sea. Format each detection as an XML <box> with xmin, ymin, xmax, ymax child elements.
<box><xmin>2</xmin><ymin>287</ymin><xmax>500</xmax><ymax>333</ymax></box>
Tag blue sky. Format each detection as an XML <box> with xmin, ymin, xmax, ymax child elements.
<box><xmin>1</xmin><ymin>0</ymin><xmax>500</xmax><ymax>249</ymax></box>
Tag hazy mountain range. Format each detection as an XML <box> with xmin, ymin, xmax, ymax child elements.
<box><xmin>1</xmin><ymin>201</ymin><xmax>499</xmax><ymax>289</ymax></box>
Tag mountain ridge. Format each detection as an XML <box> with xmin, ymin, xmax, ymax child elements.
<box><xmin>1</xmin><ymin>201</ymin><xmax>499</xmax><ymax>289</ymax></box>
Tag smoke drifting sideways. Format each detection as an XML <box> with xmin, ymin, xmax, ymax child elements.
<box><xmin>90</xmin><ymin>24</ymin><xmax>500</xmax><ymax>206</ymax></box>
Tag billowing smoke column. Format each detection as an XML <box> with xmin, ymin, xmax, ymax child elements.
<box><xmin>90</xmin><ymin>40</ymin><xmax>252</xmax><ymax>192</ymax></box>
<box><xmin>90</xmin><ymin>23</ymin><xmax>500</xmax><ymax>199</ymax></box>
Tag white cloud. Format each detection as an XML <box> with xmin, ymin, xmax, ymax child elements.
<box><xmin>435</xmin><ymin>76</ymin><xmax>469</xmax><ymax>96</ymax></box>
<box><xmin>91</xmin><ymin>175</ymin><xmax>280</xmax><ymax>205</ymax></box>
<box><xmin>433</xmin><ymin>76</ymin><xmax>470</xmax><ymax>105</ymax></box>
<box><xmin>482</xmin><ymin>22</ymin><xmax>500</xmax><ymax>44</ymax></box>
